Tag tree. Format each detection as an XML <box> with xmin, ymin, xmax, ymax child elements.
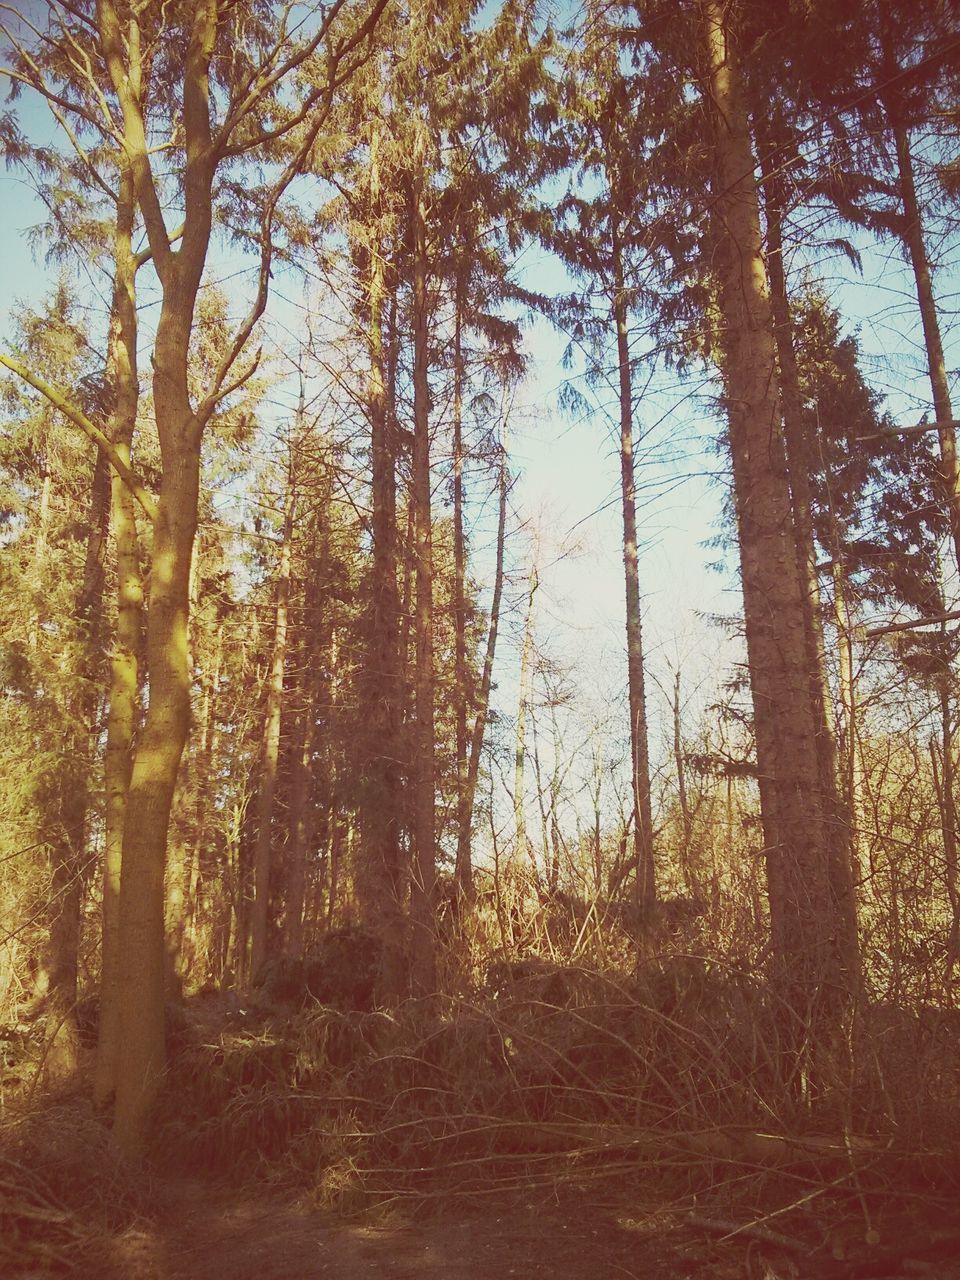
<box><xmin>2</xmin><ymin>0</ymin><xmax>389</xmax><ymax>1153</ymax></box>
<box><xmin>696</xmin><ymin>0</ymin><xmax>858</xmax><ymax>1035</ymax></box>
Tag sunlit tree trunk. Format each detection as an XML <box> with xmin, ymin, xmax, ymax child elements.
<box><xmin>701</xmin><ymin>0</ymin><xmax>857</xmax><ymax>1030</ymax></box>
<box><xmin>285</xmin><ymin>571</ymin><xmax>316</xmax><ymax>958</ymax></box>
<box><xmin>98</xmin><ymin>0</ymin><xmax>219</xmax><ymax>1153</ymax></box>
<box><xmin>831</xmin><ymin>552</ymin><xmax>867</xmax><ymax>883</ymax></box>
<box><xmin>759</xmin><ymin>136</ymin><xmax>858</xmax><ymax>956</ymax></box>
<box><xmin>95</xmin><ymin>165</ymin><xmax>143</xmax><ymax>1105</ymax></box>
<box><xmin>451</xmin><ymin>271</ymin><xmax>471</xmax><ymax>898</ymax></box>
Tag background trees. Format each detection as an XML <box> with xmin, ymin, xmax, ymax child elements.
<box><xmin>1</xmin><ymin>0</ymin><xmax>960</xmax><ymax>1181</ymax></box>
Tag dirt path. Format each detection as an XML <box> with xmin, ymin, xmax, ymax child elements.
<box><xmin>95</xmin><ymin>1180</ymin><xmax>714</xmax><ymax>1280</ymax></box>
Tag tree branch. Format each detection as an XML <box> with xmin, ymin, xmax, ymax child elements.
<box><xmin>0</xmin><ymin>351</ymin><xmax>157</xmax><ymax>522</ymax></box>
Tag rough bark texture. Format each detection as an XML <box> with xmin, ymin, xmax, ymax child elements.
<box><xmin>99</xmin><ymin>0</ymin><xmax>218</xmax><ymax>1153</ymax></box>
<box><xmin>702</xmin><ymin>0</ymin><xmax>853</xmax><ymax>1024</ymax></box>
<box><xmin>759</xmin><ymin>138</ymin><xmax>859</xmax><ymax>974</ymax></box>
<box><xmin>94</xmin><ymin>164</ymin><xmax>143</xmax><ymax>1106</ymax></box>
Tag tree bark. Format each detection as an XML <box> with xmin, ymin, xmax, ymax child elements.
<box><xmin>100</xmin><ymin>0</ymin><xmax>219</xmax><ymax>1154</ymax></box>
<box><xmin>409</xmin><ymin>120</ymin><xmax>437</xmax><ymax>994</ymax></box>
<box><xmin>759</xmin><ymin>135</ymin><xmax>859</xmax><ymax>971</ymax></box>
<box><xmin>451</xmin><ymin>270</ymin><xmax>471</xmax><ymax>899</ymax></box>
<box><xmin>455</xmin><ymin>431</ymin><xmax>509</xmax><ymax>901</ymax></box>
<box><xmin>611</xmin><ymin>212</ymin><xmax>656</xmax><ymax>914</ymax></box>
<box><xmin>886</xmin><ymin>114</ymin><xmax>960</xmax><ymax>575</ymax></box>
<box><xmin>515</xmin><ymin>558</ymin><xmax>539</xmax><ymax>880</ymax></box>
<box><xmin>701</xmin><ymin>0</ymin><xmax>855</xmax><ymax>1028</ymax></box>
<box><xmin>249</xmin><ymin>466</ymin><xmax>295</xmax><ymax>978</ymax></box>
<box><xmin>42</xmin><ymin>447</ymin><xmax>110</xmax><ymax>1082</ymax></box>
<box><xmin>94</xmin><ymin>163</ymin><xmax>143</xmax><ymax>1106</ymax></box>
<box><xmin>360</xmin><ymin>113</ymin><xmax>406</xmax><ymax>998</ymax></box>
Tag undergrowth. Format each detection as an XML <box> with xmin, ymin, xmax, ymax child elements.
<box><xmin>155</xmin><ymin>939</ymin><xmax>960</xmax><ymax>1220</ymax></box>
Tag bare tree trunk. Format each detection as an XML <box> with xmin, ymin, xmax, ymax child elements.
<box><xmin>514</xmin><ymin>558</ymin><xmax>539</xmax><ymax>876</ymax></box>
<box><xmin>530</xmin><ymin>710</ymin><xmax>551</xmax><ymax>890</ymax></box>
<box><xmin>94</xmin><ymin>171</ymin><xmax>143</xmax><ymax>1101</ymax></box>
<box><xmin>611</xmin><ymin>215</ymin><xmax>656</xmax><ymax>914</ymax></box>
<box><xmin>249</xmin><ymin>465</ymin><xmax>295</xmax><ymax>978</ymax></box>
<box><xmin>934</xmin><ymin>663</ymin><xmax>960</xmax><ymax>974</ymax></box>
<box><xmin>759</xmin><ymin>137</ymin><xmax>859</xmax><ymax>965</ymax></box>
<box><xmin>360</xmin><ymin>115</ymin><xmax>406</xmax><ymax>997</ymax></box>
<box><xmin>831</xmin><ymin>553</ymin><xmax>867</xmax><ymax>884</ymax></box>
<box><xmin>701</xmin><ymin>0</ymin><xmax>856</xmax><ymax>1029</ymax></box>
<box><xmin>451</xmin><ymin>271</ymin><xmax>470</xmax><ymax>898</ymax></box>
<box><xmin>886</xmin><ymin>115</ymin><xmax>960</xmax><ymax>575</ymax></box>
<box><xmin>455</xmin><ymin>431</ymin><xmax>509</xmax><ymax>901</ymax></box>
<box><xmin>671</xmin><ymin>668</ymin><xmax>695</xmax><ymax>894</ymax></box>
<box><xmin>43</xmin><ymin>449</ymin><xmax>110</xmax><ymax>1081</ymax></box>
<box><xmin>409</xmin><ymin>121</ymin><xmax>437</xmax><ymax>995</ymax></box>
<box><xmin>284</xmin><ymin>573</ymin><xmax>316</xmax><ymax>958</ymax></box>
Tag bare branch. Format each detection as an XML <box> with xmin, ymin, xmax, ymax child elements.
<box><xmin>0</xmin><ymin>351</ymin><xmax>157</xmax><ymax>522</ymax></box>
<box><xmin>96</xmin><ymin>0</ymin><xmax>173</xmax><ymax>279</ymax></box>
<box><xmin>865</xmin><ymin>609</ymin><xmax>960</xmax><ymax>639</ymax></box>
<box><xmin>197</xmin><ymin>347</ymin><xmax>262</xmax><ymax>425</ymax></box>
<box><xmin>217</xmin><ymin>0</ymin><xmax>391</xmax><ymax>160</ymax></box>
<box><xmin>855</xmin><ymin>420</ymin><xmax>960</xmax><ymax>443</ymax></box>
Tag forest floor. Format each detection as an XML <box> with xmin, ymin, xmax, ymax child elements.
<box><xmin>17</xmin><ymin>1169</ymin><xmax>960</xmax><ymax>1280</ymax></box>
<box><xmin>7</xmin><ymin>983</ymin><xmax>960</xmax><ymax>1278</ymax></box>
<box><xmin>96</xmin><ymin>1178</ymin><xmax>706</xmax><ymax>1280</ymax></box>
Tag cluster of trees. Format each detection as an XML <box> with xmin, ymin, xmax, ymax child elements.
<box><xmin>1</xmin><ymin>0</ymin><xmax>959</xmax><ymax>1157</ymax></box>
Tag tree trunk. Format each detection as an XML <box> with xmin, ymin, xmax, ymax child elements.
<box><xmin>887</xmin><ymin>115</ymin><xmax>960</xmax><ymax>575</ymax></box>
<box><xmin>111</xmin><ymin>417</ymin><xmax>199</xmax><ymax>1152</ymax></box>
<box><xmin>94</xmin><ymin>164</ymin><xmax>142</xmax><ymax>1105</ymax></box>
<box><xmin>451</xmin><ymin>271</ymin><xmax>471</xmax><ymax>899</ymax></box>
<box><xmin>455</xmin><ymin>431</ymin><xmax>509</xmax><ymax>901</ymax></box>
<box><xmin>43</xmin><ymin>448</ymin><xmax>110</xmax><ymax>1082</ymax></box>
<box><xmin>409</xmin><ymin>122</ymin><xmax>437</xmax><ymax>995</ymax></box>
<box><xmin>759</xmin><ymin>136</ymin><xmax>859</xmax><ymax>970</ymax></box>
<box><xmin>515</xmin><ymin>558</ymin><xmax>539</xmax><ymax>878</ymax></box>
<box><xmin>701</xmin><ymin>0</ymin><xmax>855</xmax><ymax>1029</ymax></box>
<box><xmin>284</xmin><ymin>577</ymin><xmax>316</xmax><ymax>958</ymax></box>
<box><xmin>360</xmin><ymin>115</ymin><xmax>406</xmax><ymax>997</ymax></box>
<box><xmin>831</xmin><ymin>551</ymin><xmax>867</xmax><ymax>884</ymax></box>
<box><xmin>671</xmin><ymin>668</ymin><xmax>695</xmax><ymax>894</ymax></box>
<box><xmin>249</xmin><ymin>467</ymin><xmax>295</xmax><ymax>979</ymax></box>
<box><xmin>611</xmin><ymin>214</ymin><xmax>656</xmax><ymax>913</ymax></box>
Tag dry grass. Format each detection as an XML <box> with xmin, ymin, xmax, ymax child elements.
<box><xmin>0</xmin><ymin>1098</ymin><xmax>149</xmax><ymax>1276</ymax></box>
